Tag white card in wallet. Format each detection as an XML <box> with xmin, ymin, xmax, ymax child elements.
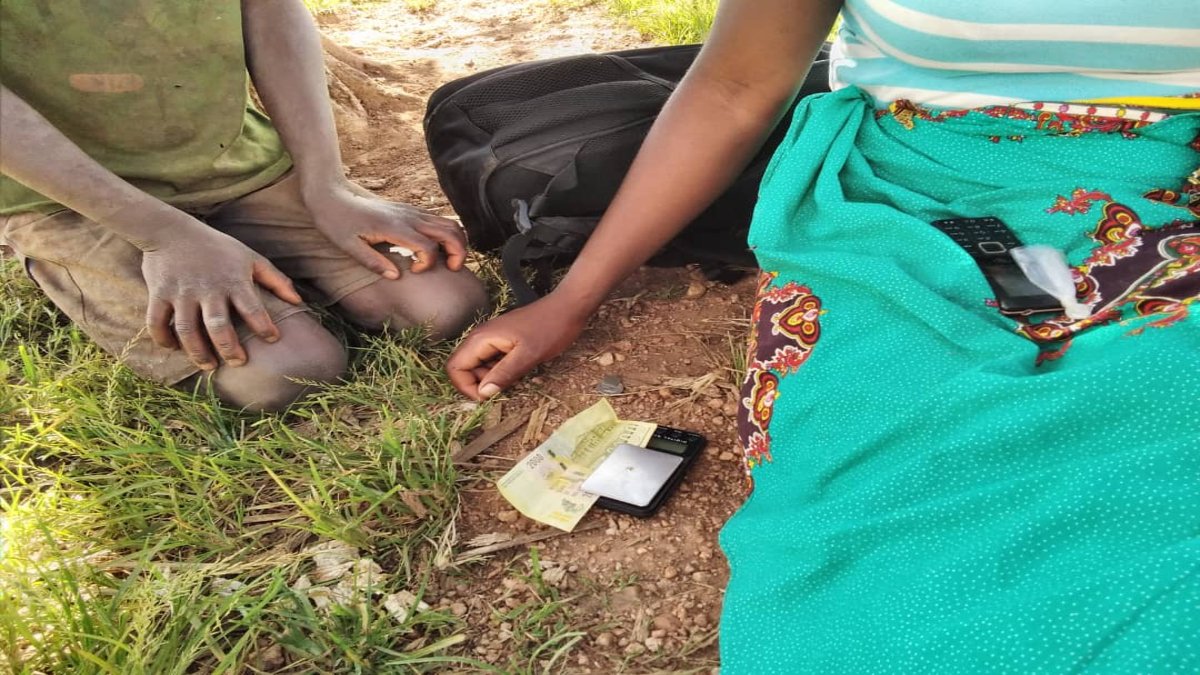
<box><xmin>581</xmin><ymin>443</ymin><xmax>683</xmax><ymax>507</ymax></box>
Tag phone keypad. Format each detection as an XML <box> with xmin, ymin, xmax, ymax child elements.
<box><xmin>932</xmin><ymin>217</ymin><xmax>1023</xmax><ymax>261</ymax></box>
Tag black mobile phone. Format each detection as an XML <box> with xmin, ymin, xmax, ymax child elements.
<box><xmin>593</xmin><ymin>426</ymin><xmax>705</xmax><ymax>518</ymax></box>
<box><xmin>931</xmin><ymin>216</ymin><xmax>1064</xmax><ymax>316</ymax></box>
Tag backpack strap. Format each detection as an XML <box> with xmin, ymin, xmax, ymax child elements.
<box><xmin>500</xmin><ymin>200</ymin><xmax>599</xmax><ymax>306</ymax></box>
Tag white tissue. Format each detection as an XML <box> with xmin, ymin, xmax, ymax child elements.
<box><xmin>388</xmin><ymin>245</ymin><xmax>417</xmax><ymax>259</ymax></box>
<box><xmin>1010</xmin><ymin>245</ymin><xmax>1091</xmax><ymax>320</ymax></box>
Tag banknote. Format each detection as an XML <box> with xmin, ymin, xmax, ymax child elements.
<box><xmin>497</xmin><ymin>399</ymin><xmax>656</xmax><ymax>531</ymax></box>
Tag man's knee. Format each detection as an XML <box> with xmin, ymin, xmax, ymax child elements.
<box><xmin>196</xmin><ymin>314</ymin><xmax>348</xmax><ymax>412</ymax></box>
<box><xmin>424</xmin><ymin>271</ymin><xmax>490</xmax><ymax>339</ymax></box>
<box><xmin>338</xmin><ymin>267</ymin><xmax>490</xmax><ymax>340</ymax></box>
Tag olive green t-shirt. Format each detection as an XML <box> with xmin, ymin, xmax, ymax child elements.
<box><xmin>0</xmin><ymin>0</ymin><xmax>292</xmax><ymax>215</ymax></box>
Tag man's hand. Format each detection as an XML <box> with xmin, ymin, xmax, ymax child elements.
<box><xmin>305</xmin><ymin>182</ymin><xmax>468</xmax><ymax>280</ymax></box>
<box><xmin>141</xmin><ymin>212</ymin><xmax>301</xmax><ymax>371</ymax></box>
<box><xmin>239</xmin><ymin>2</ymin><xmax>466</xmax><ymax>280</ymax></box>
<box><xmin>447</xmin><ymin>294</ymin><xmax>589</xmax><ymax>400</ymax></box>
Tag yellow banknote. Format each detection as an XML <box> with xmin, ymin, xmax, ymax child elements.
<box><xmin>497</xmin><ymin>399</ymin><xmax>656</xmax><ymax>531</ymax></box>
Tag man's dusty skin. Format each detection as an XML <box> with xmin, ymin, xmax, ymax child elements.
<box><xmin>0</xmin><ymin>0</ymin><xmax>487</xmax><ymax>411</ymax></box>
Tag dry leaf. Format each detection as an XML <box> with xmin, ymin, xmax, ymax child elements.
<box><xmin>255</xmin><ymin>643</ymin><xmax>285</xmax><ymax>671</ymax></box>
<box><xmin>383</xmin><ymin>590</ymin><xmax>430</xmax><ymax>623</ymax></box>
<box><xmin>305</xmin><ymin>540</ymin><xmax>359</xmax><ymax>582</ymax></box>
<box><xmin>341</xmin><ymin>558</ymin><xmax>386</xmax><ymax>593</ymax></box>
<box><xmin>483</xmin><ymin>401</ymin><xmax>504</xmax><ymax>429</ymax></box>
<box><xmin>465</xmin><ymin>532</ymin><xmax>513</xmax><ymax>548</ymax></box>
<box><xmin>542</xmin><ymin>566</ymin><xmax>568</xmax><ymax>587</ymax></box>
<box><xmin>400</xmin><ymin>492</ymin><xmax>429</xmax><ymax>519</ymax></box>
<box><xmin>521</xmin><ymin>402</ymin><xmax>551</xmax><ymax>446</ymax></box>
<box><xmin>210</xmin><ymin>578</ymin><xmax>245</xmax><ymax>597</ymax></box>
<box><xmin>292</xmin><ymin>575</ymin><xmax>335</xmax><ymax>611</ymax></box>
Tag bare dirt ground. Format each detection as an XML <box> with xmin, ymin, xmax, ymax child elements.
<box><xmin>321</xmin><ymin>1</ymin><xmax>751</xmax><ymax>670</ymax></box>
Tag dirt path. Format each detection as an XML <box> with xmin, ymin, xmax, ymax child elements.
<box><xmin>322</xmin><ymin>2</ymin><xmax>750</xmax><ymax>670</ymax></box>
<box><xmin>320</xmin><ymin>0</ymin><xmax>650</xmax><ymax>215</ymax></box>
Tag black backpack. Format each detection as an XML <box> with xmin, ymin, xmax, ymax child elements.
<box><xmin>424</xmin><ymin>44</ymin><xmax>830</xmax><ymax>305</ymax></box>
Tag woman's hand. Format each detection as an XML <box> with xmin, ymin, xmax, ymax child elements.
<box><xmin>445</xmin><ymin>0</ymin><xmax>842</xmax><ymax>399</ymax></box>
<box><xmin>304</xmin><ymin>182</ymin><xmax>468</xmax><ymax>280</ymax></box>
<box><xmin>141</xmin><ymin>213</ymin><xmax>302</xmax><ymax>371</ymax></box>
<box><xmin>447</xmin><ymin>293</ymin><xmax>590</xmax><ymax>400</ymax></box>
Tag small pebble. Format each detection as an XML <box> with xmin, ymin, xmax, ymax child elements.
<box><xmin>654</xmin><ymin>614</ymin><xmax>682</xmax><ymax>632</ymax></box>
<box><xmin>497</xmin><ymin>510</ymin><xmax>520</xmax><ymax>523</ymax></box>
<box><xmin>596</xmin><ymin>375</ymin><xmax>625</xmax><ymax>396</ymax></box>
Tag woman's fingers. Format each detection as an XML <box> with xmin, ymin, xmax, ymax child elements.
<box><xmin>447</xmin><ymin>333</ymin><xmax>512</xmax><ymax>399</ymax></box>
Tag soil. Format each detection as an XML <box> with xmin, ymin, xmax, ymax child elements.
<box><xmin>320</xmin><ymin>1</ymin><xmax>749</xmax><ymax>670</ymax></box>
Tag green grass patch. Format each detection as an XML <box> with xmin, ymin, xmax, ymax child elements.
<box><xmin>605</xmin><ymin>0</ymin><xmax>840</xmax><ymax>46</ymax></box>
<box><xmin>607</xmin><ymin>0</ymin><xmax>718</xmax><ymax>45</ymax></box>
<box><xmin>303</xmin><ymin>0</ymin><xmax>364</xmax><ymax>13</ymax></box>
<box><xmin>0</xmin><ymin>257</ymin><xmax>500</xmax><ymax>672</ymax></box>
<box><xmin>304</xmin><ymin>0</ymin><xmax>434</xmax><ymax>14</ymax></box>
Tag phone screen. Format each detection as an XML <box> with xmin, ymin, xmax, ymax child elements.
<box><xmin>646</xmin><ymin>436</ymin><xmax>690</xmax><ymax>455</ymax></box>
<box><xmin>982</xmin><ymin>262</ymin><xmax>1063</xmax><ymax>314</ymax></box>
<box><xmin>593</xmin><ymin>426</ymin><xmax>705</xmax><ymax>517</ymax></box>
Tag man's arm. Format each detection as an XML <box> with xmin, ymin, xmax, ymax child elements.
<box><xmin>240</xmin><ymin>0</ymin><xmax>467</xmax><ymax>278</ymax></box>
<box><xmin>447</xmin><ymin>0</ymin><xmax>842</xmax><ymax>399</ymax></box>
<box><xmin>0</xmin><ymin>85</ymin><xmax>300</xmax><ymax>370</ymax></box>
<box><xmin>0</xmin><ymin>85</ymin><xmax>193</xmax><ymax>249</ymax></box>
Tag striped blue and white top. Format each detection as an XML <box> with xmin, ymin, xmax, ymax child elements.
<box><xmin>830</xmin><ymin>0</ymin><xmax>1200</xmax><ymax>109</ymax></box>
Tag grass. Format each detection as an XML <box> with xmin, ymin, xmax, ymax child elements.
<box><xmin>607</xmin><ymin>0</ymin><xmax>717</xmax><ymax>45</ymax></box>
<box><xmin>0</xmin><ymin>250</ymin><xmax>715</xmax><ymax>672</ymax></box>
<box><xmin>604</xmin><ymin>0</ymin><xmax>840</xmax><ymax>48</ymax></box>
<box><xmin>304</xmin><ymin>0</ymin><xmax>436</xmax><ymax>14</ymax></box>
<box><xmin>554</xmin><ymin>0</ymin><xmax>717</xmax><ymax>46</ymax></box>
<box><xmin>2</xmin><ymin>2</ymin><xmax>738</xmax><ymax>671</ymax></box>
<box><xmin>0</xmin><ymin>255</ymin><xmax>514</xmax><ymax>672</ymax></box>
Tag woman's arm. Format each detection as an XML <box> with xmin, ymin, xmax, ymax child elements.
<box><xmin>448</xmin><ymin>0</ymin><xmax>843</xmax><ymax>399</ymax></box>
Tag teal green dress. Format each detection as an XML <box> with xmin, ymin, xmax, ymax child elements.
<box><xmin>719</xmin><ymin>87</ymin><xmax>1200</xmax><ymax>672</ymax></box>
